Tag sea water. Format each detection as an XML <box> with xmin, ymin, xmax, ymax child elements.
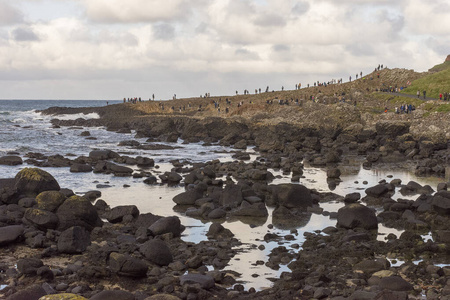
<box><xmin>0</xmin><ymin>100</ymin><xmax>446</xmax><ymax>291</ymax></box>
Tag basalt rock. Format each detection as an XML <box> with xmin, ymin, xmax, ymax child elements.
<box><xmin>267</xmin><ymin>184</ymin><xmax>313</xmax><ymax>209</ymax></box>
<box><xmin>337</xmin><ymin>203</ymin><xmax>378</xmax><ymax>230</ymax></box>
<box><xmin>104</xmin><ymin>205</ymin><xmax>139</xmax><ymax>223</ymax></box>
<box><xmin>36</xmin><ymin>191</ymin><xmax>66</xmax><ymax>212</ymax></box>
<box><xmin>0</xmin><ymin>155</ymin><xmax>23</xmax><ymax>166</ymax></box>
<box><xmin>57</xmin><ymin>226</ymin><xmax>91</xmax><ymax>254</ymax></box>
<box><xmin>140</xmin><ymin>239</ymin><xmax>173</xmax><ymax>266</ymax></box>
<box><xmin>0</xmin><ymin>224</ymin><xmax>24</xmax><ymax>246</ymax></box>
<box><xmin>56</xmin><ymin>195</ymin><xmax>103</xmax><ymax>231</ymax></box>
<box><xmin>15</xmin><ymin>168</ymin><xmax>60</xmax><ymax>197</ymax></box>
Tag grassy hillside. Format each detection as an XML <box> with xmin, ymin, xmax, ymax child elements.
<box><xmin>401</xmin><ymin>63</ymin><xmax>450</xmax><ymax>98</ymax></box>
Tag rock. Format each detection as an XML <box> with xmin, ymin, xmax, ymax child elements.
<box><xmin>337</xmin><ymin>203</ymin><xmax>378</xmax><ymax>230</ymax></box>
<box><xmin>144</xmin><ymin>295</ymin><xmax>182</xmax><ymax>300</ymax></box>
<box><xmin>17</xmin><ymin>257</ymin><xmax>43</xmax><ymax>275</ymax></box>
<box><xmin>89</xmin><ymin>150</ymin><xmax>119</xmax><ymax>161</ymax></box>
<box><xmin>365</xmin><ymin>184</ymin><xmax>389</xmax><ymax>197</ymax></box>
<box><xmin>353</xmin><ymin>259</ymin><xmax>387</xmax><ymax>274</ymax></box>
<box><xmin>432</xmin><ymin>195</ymin><xmax>450</xmax><ymax>215</ymax></box>
<box><xmin>136</xmin><ymin>156</ymin><xmax>155</xmax><ymax>167</ymax></box>
<box><xmin>234</xmin><ymin>139</ymin><xmax>247</xmax><ymax>149</ymax></box>
<box><xmin>38</xmin><ymin>294</ymin><xmax>88</xmax><ymax>300</ymax></box>
<box><xmin>0</xmin><ymin>155</ymin><xmax>23</xmax><ymax>166</ymax></box>
<box><xmin>15</xmin><ymin>168</ymin><xmax>60</xmax><ymax>196</ymax></box>
<box><xmin>434</xmin><ymin>230</ymin><xmax>450</xmax><ymax>243</ymax></box>
<box><xmin>344</xmin><ymin>192</ymin><xmax>361</xmax><ymax>203</ymax></box>
<box><xmin>90</xmin><ymin>290</ymin><xmax>135</xmax><ymax>300</ymax></box>
<box><xmin>327</xmin><ymin>168</ymin><xmax>341</xmax><ymax>179</ymax></box>
<box><xmin>108</xmin><ymin>252</ymin><xmax>148</xmax><ymax>278</ymax></box>
<box><xmin>69</xmin><ymin>163</ymin><xmax>92</xmax><ymax>173</ymax></box>
<box><xmin>24</xmin><ymin>208</ymin><xmax>59</xmax><ymax>230</ymax></box>
<box><xmin>36</xmin><ymin>191</ymin><xmax>66</xmax><ymax>212</ymax></box>
<box><xmin>207</xmin><ymin>208</ymin><xmax>227</xmax><ymax>219</ymax></box>
<box><xmin>80</xmin><ymin>131</ymin><xmax>90</xmax><ymax>136</ymax></box>
<box><xmin>148</xmin><ymin>216</ymin><xmax>183</xmax><ymax>237</ymax></box>
<box><xmin>220</xmin><ymin>184</ymin><xmax>244</xmax><ymax>206</ymax></box>
<box><xmin>104</xmin><ymin>205</ymin><xmax>139</xmax><ymax>223</ymax></box>
<box><xmin>206</xmin><ymin>223</ymin><xmax>234</xmax><ymax>238</ymax></box>
<box><xmin>6</xmin><ymin>284</ymin><xmax>47</xmax><ymax>300</ymax></box>
<box><xmin>234</xmin><ymin>201</ymin><xmax>268</xmax><ymax>217</ymax></box>
<box><xmin>83</xmin><ymin>190</ymin><xmax>101</xmax><ymax>201</ymax></box>
<box><xmin>167</xmin><ymin>172</ymin><xmax>182</xmax><ymax>184</ymax></box>
<box><xmin>107</xmin><ymin>163</ymin><xmax>134</xmax><ymax>176</ymax></box>
<box><xmin>180</xmin><ymin>273</ymin><xmax>215</xmax><ymax>289</ymax></box>
<box><xmin>269</xmin><ymin>184</ymin><xmax>313</xmax><ymax>209</ymax></box>
<box><xmin>140</xmin><ymin>239</ymin><xmax>173</xmax><ymax>266</ymax></box>
<box><xmin>375</xmin><ymin>121</ymin><xmax>410</xmax><ymax>137</ymax></box>
<box><xmin>173</xmin><ymin>189</ymin><xmax>203</xmax><ymax>205</ymax></box>
<box><xmin>0</xmin><ymin>225</ymin><xmax>24</xmax><ymax>246</ymax></box>
<box><xmin>56</xmin><ymin>195</ymin><xmax>103</xmax><ymax>231</ymax></box>
<box><xmin>57</xmin><ymin>226</ymin><xmax>91</xmax><ymax>254</ymax></box>
<box><xmin>379</xmin><ymin>276</ymin><xmax>413</xmax><ymax>291</ymax></box>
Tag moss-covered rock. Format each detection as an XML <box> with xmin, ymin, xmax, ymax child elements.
<box><xmin>56</xmin><ymin>195</ymin><xmax>102</xmax><ymax>231</ymax></box>
<box><xmin>24</xmin><ymin>208</ymin><xmax>59</xmax><ymax>230</ymax></box>
<box><xmin>36</xmin><ymin>190</ymin><xmax>66</xmax><ymax>212</ymax></box>
<box><xmin>15</xmin><ymin>168</ymin><xmax>60</xmax><ymax>196</ymax></box>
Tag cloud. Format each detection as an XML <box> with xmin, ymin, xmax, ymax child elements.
<box><xmin>11</xmin><ymin>27</ymin><xmax>39</xmax><ymax>41</ymax></box>
<box><xmin>153</xmin><ymin>23</ymin><xmax>175</xmax><ymax>40</ymax></box>
<box><xmin>292</xmin><ymin>1</ymin><xmax>310</xmax><ymax>15</ymax></box>
<box><xmin>82</xmin><ymin>0</ymin><xmax>189</xmax><ymax>23</ymax></box>
<box><xmin>0</xmin><ymin>2</ymin><xmax>24</xmax><ymax>25</ymax></box>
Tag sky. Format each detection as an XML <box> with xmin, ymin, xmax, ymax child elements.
<box><xmin>0</xmin><ymin>0</ymin><xmax>449</xmax><ymax>100</ymax></box>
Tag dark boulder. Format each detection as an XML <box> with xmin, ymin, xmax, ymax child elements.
<box><xmin>180</xmin><ymin>273</ymin><xmax>215</xmax><ymax>289</ymax></box>
<box><xmin>326</xmin><ymin>168</ymin><xmax>341</xmax><ymax>179</ymax></box>
<box><xmin>344</xmin><ymin>192</ymin><xmax>361</xmax><ymax>203</ymax></box>
<box><xmin>90</xmin><ymin>290</ymin><xmax>135</xmax><ymax>300</ymax></box>
<box><xmin>432</xmin><ymin>195</ymin><xmax>450</xmax><ymax>215</ymax></box>
<box><xmin>173</xmin><ymin>189</ymin><xmax>203</xmax><ymax>205</ymax></box>
<box><xmin>220</xmin><ymin>184</ymin><xmax>244</xmax><ymax>207</ymax></box>
<box><xmin>17</xmin><ymin>257</ymin><xmax>43</xmax><ymax>275</ymax></box>
<box><xmin>5</xmin><ymin>284</ymin><xmax>47</xmax><ymax>300</ymax></box>
<box><xmin>104</xmin><ymin>205</ymin><xmax>139</xmax><ymax>223</ymax></box>
<box><xmin>108</xmin><ymin>252</ymin><xmax>148</xmax><ymax>278</ymax></box>
<box><xmin>206</xmin><ymin>223</ymin><xmax>234</xmax><ymax>239</ymax></box>
<box><xmin>57</xmin><ymin>226</ymin><xmax>91</xmax><ymax>254</ymax></box>
<box><xmin>268</xmin><ymin>184</ymin><xmax>313</xmax><ymax>209</ymax></box>
<box><xmin>379</xmin><ymin>276</ymin><xmax>413</xmax><ymax>291</ymax></box>
<box><xmin>233</xmin><ymin>201</ymin><xmax>268</xmax><ymax>217</ymax></box>
<box><xmin>56</xmin><ymin>195</ymin><xmax>103</xmax><ymax>231</ymax></box>
<box><xmin>337</xmin><ymin>203</ymin><xmax>378</xmax><ymax>230</ymax></box>
<box><xmin>89</xmin><ymin>150</ymin><xmax>120</xmax><ymax>161</ymax></box>
<box><xmin>136</xmin><ymin>156</ymin><xmax>155</xmax><ymax>167</ymax></box>
<box><xmin>0</xmin><ymin>225</ymin><xmax>24</xmax><ymax>246</ymax></box>
<box><xmin>365</xmin><ymin>184</ymin><xmax>389</xmax><ymax>197</ymax></box>
<box><xmin>0</xmin><ymin>155</ymin><xmax>23</xmax><ymax>166</ymax></box>
<box><xmin>148</xmin><ymin>216</ymin><xmax>183</xmax><ymax>237</ymax></box>
<box><xmin>24</xmin><ymin>208</ymin><xmax>59</xmax><ymax>230</ymax></box>
<box><xmin>14</xmin><ymin>168</ymin><xmax>60</xmax><ymax>196</ymax></box>
<box><xmin>70</xmin><ymin>163</ymin><xmax>93</xmax><ymax>173</ymax></box>
<box><xmin>375</xmin><ymin>121</ymin><xmax>410</xmax><ymax>137</ymax></box>
<box><xmin>107</xmin><ymin>163</ymin><xmax>134</xmax><ymax>176</ymax></box>
<box><xmin>140</xmin><ymin>239</ymin><xmax>173</xmax><ymax>266</ymax></box>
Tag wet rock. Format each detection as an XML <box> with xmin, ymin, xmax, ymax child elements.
<box><xmin>136</xmin><ymin>156</ymin><xmax>155</xmax><ymax>167</ymax></box>
<box><xmin>268</xmin><ymin>184</ymin><xmax>313</xmax><ymax>209</ymax></box>
<box><xmin>5</xmin><ymin>284</ymin><xmax>47</xmax><ymax>300</ymax></box>
<box><xmin>104</xmin><ymin>205</ymin><xmax>139</xmax><ymax>223</ymax></box>
<box><xmin>220</xmin><ymin>184</ymin><xmax>244</xmax><ymax>207</ymax></box>
<box><xmin>353</xmin><ymin>259</ymin><xmax>389</xmax><ymax>274</ymax></box>
<box><xmin>365</xmin><ymin>184</ymin><xmax>389</xmax><ymax>197</ymax></box>
<box><xmin>432</xmin><ymin>194</ymin><xmax>450</xmax><ymax>215</ymax></box>
<box><xmin>327</xmin><ymin>168</ymin><xmax>341</xmax><ymax>179</ymax></box>
<box><xmin>24</xmin><ymin>208</ymin><xmax>59</xmax><ymax>230</ymax></box>
<box><xmin>207</xmin><ymin>208</ymin><xmax>227</xmax><ymax>219</ymax></box>
<box><xmin>180</xmin><ymin>273</ymin><xmax>215</xmax><ymax>289</ymax></box>
<box><xmin>57</xmin><ymin>226</ymin><xmax>91</xmax><ymax>254</ymax></box>
<box><xmin>36</xmin><ymin>191</ymin><xmax>66</xmax><ymax>212</ymax></box>
<box><xmin>148</xmin><ymin>216</ymin><xmax>183</xmax><ymax>237</ymax></box>
<box><xmin>69</xmin><ymin>163</ymin><xmax>92</xmax><ymax>173</ymax></box>
<box><xmin>206</xmin><ymin>223</ymin><xmax>234</xmax><ymax>239</ymax></box>
<box><xmin>0</xmin><ymin>225</ymin><xmax>24</xmax><ymax>246</ymax></box>
<box><xmin>0</xmin><ymin>156</ymin><xmax>23</xmax><ymax>166</ymax></box>
<box><xmin>108</xmin><ymin>252</ymin><xmax>148</xmax><ymax>277</ymax></box>
<box><xmin>89</xmin><ymin>150</ymin><xmax>120</xmax><ymax>161</ymax></box>
<box><xmin>15</xmin><ymin>168</ymin><xmax>60</xmax><ymax>197</ymax></box>
<box><xmin>83</xmin><ymin>190</ymin><xmax>101</xmax><ymax>201</ymax></box>
<box><xmin>90</xmin><ymin>290</ymin><xmax>135</xmax><ymax>300</ymax></box>
<box><xmin>233</xmin><ymin>201</ymin><xmax>268</xmax><ymax>217</ymax></box>
<box><xmin>378</xmin><ymin>276</ymin><xmax>413</xmax><ymax>291</ymax></box>
<box><xmin>140</xmin><ymin>239</ymin><xmax>173</xmax><ymax>266</ymax></box>
<box><xmin>173</xmin><ymin>189</ymin><xmax>204</xmax><ymax>205</ymax></box>
<box><xmin>56</xmin><ymin>195</ymin><xmax>103</xmax><ymax>231</ymax></box>
<box><xmin>337</xmin><ymin>203</ymin><xmax>378</xmax><ymax>230</ymax></box>
<box><xmin>107</xmin><ymin>163</ymin><xmax>134</xmax><ymax>176</ymax></box>
<box><xmin>344</xmin><ymin>192</ymin><xmax>361</xmax><ymax>203</ymax></box>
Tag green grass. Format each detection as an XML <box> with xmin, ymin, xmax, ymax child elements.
<box><xmin>401</xmin><ymin>67</ymin><xmax>450</xmax><ymax>99</ymax></box>
<box><xmin>436</xmin><ymin>103</ymin><xmax>450</xmax><ymax>112</ymax></box>
<box><xmin>429</xmin><ymin>60</ymin><xmax>450</xmax><ymax>72</ymax></box>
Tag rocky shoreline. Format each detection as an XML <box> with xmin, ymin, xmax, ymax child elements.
<box><xmin>1</xmin><ymin>88</ymin><xmax>450</xmax><ymax>299</ymax></box>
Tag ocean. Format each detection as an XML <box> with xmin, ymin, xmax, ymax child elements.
<box><xmin>0</xmin><ymin>100</ymin><xmax>445</xmax><ymax>290</ymax></box>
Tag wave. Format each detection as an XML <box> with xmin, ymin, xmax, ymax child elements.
<box><xmin>46</xmin><ymin>112</ymin><xmax>100</xmax><ymax>121</ymax></box>
<box><xmin>0</xmin><ymin>112</ymin><xmax>11</xmax><ymax>115</ymax></box>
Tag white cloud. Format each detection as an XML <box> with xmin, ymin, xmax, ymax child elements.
<box><xmin>0</xmin><ymin>1</ymin><xmax>24</xmax><ymax>25</ymax></box>
<box><xmin>81</xmin><ymin>0</ymin><xmax>190</xmax><ymax>23</ymax></box>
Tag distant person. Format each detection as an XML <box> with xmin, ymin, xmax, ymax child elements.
<box><xmin>423</xmin><ymin>90</ymin><xmax>426</xmax><ymax>99</ymax></box>
<box><xmin>439</xmin><ymin>93</ymin><xmax>443</xmax><ymax>100</ymax></box>
<box><xmin>349</xmin><ymin>76</ymin><xmax>352</xmax><ymax>82</ymax></box>
<box><xmin>417</xmin><ymin>90</ymin><xmax>420</xmax><ymax>98</ymax></box>
<box><xmin>152</xmin><ymin>94</ymin><xmax>155</xmax><ymax>101</ymax></box>
<box><xmin>356</xmin><ymin>74</ymin><xmax>358</xmax><ymax>79</ymax></box>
